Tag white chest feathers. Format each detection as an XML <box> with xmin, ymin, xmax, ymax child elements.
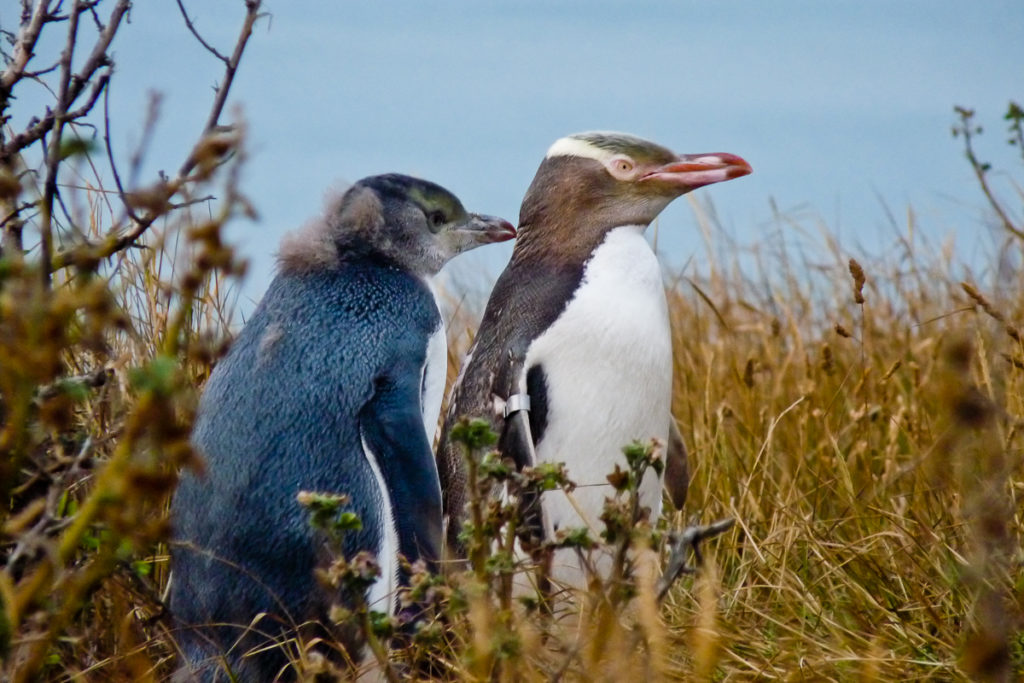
<box><xmin>418</xmin><ymin>276</ymin><xmax>449</xmax><ymax>446</ymax></box>
<box><xmin>521</xmin><ymin>225</ymin><xmax>673</xmax><ymax>536</ymax></box>
<box><xmin>419</xmin><ymin>279</ymin><xmax>447</xmax><ymax>511</ymax></box>
<box><xmin>421</xmin><ymin>322</ymin><xmax>447</xmax><ymax>446</ymax></box>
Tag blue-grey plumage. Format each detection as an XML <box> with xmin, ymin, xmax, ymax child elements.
<box><xmin>169</xmin><ymin>174</ymin><xmax>514</xmax><ymax>681</ymax></box>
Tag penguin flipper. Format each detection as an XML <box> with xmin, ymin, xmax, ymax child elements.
<box><xmin>664</xmin><ymin>418</ymin><xmax>689</xmax><ymax>511</ymax></box>
<box><xmin>499</xmin><ymin>408</ymin><xmax>546</xmax><ymax>547</ymax></box>
<box><xmin>359</xmin><ymin>367</ymin><xmax>444</xmax><ymax>567</ymax></box>
<box><xmin>498</xmin><ymin>362</ymin><xmax>550</xmax><ymax>546</ymax></box>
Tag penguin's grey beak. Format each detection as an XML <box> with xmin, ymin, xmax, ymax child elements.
<box><xmin>641</xmin><ymin>152</ymin><xmax>752</xmax><ymax>192</ymax></box>
<box><xmin>457</xmin><ymin>213</ymin><xmax>517</xmax><ymax>244</ymax></box>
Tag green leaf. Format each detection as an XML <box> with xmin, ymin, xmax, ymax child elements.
<box><xmin>530</xmin><ymin>461</ymin><xmax>569</xmax><ymax>491</ymax></box>
<box><xmin>479</xmin><ymin>451</ymin><xmax>511</xmax><ymax>479</ymax></box>
<box><xmin>369</xmin><ymin>610</ymin><xmax>396</xmax><ymax>638</ymax></box>
<box><xmin>128</xmin><ymin>355</ymin><xmax>179</xmax><ymax>396</ymax></box>
<box><xmin>58</xmin><ymin>136</ymin><xmax>97</xmax><ymax>161</ymax></box>
<box><xmin>336</xmin><ymin>511</ymin><xmax>362</xmax><ymax>532</ymax></box>
<box><xmin>450</xmin><ymin>417</ymin><xmax>498</xmax><ymax>450</ymax></box>
<box><xmin>552</xmin><ymin>526</ymin><xmax>596</xmax><ymax>550</ymax></box>
<box><xmin>484</xmin><ymin>550</ymin><xmax>516</xmax><ymax>573</ymax></box>
<box><xmin>56</xmin><ymin>379</ymin><xmax>91</xmax><ymax>402</ymax></box>
<box><xmin>116</xmin><ymin>538</ymin><xmax>135</xmax><ymax>562</ymax></box>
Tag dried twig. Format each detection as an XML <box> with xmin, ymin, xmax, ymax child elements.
<box><xmin>175</xmin><ymin>0</ymin><xmax>229</xmax><ymax>64</ymax></box>
<box><xmin>2</xmin><ymin>69</ymin><xmax>110</xmax><ymax>158</ymax></box>
<box><xmin>39</xmin><ymin>0</ymin><xmax>87</xmax><ymax>289</ymax></box>
<box><xmin>0</xmin><ymin>0</ymin><xmax>53</xmax><ymax>101</ymax></box>
<box><xmin>953</xmin><ymin>106</ymin><xmax>1024</xmax><ymax>241</ymax></box>
<box><xmin>0</xmin><ymin>1</ymin><xmax>261</xmax><ymax>269</ymax></box>
<box><xmin>0</xmin><ymin>0</ymin><xmax>129</xmax><ymax>266</ymax></box>
<box><xmin>5</xmin><ymin>436</ymin><xmax>94</xmax><ymax>571</ymax></box>
<box><xmin>101</xmin><ymin>79</ymin><xmax>140</xmax><ymax>223</ymax></box>
<box><xmin>35</xmin><ymin>367</ymin><xmax>112</xmax><ymax>401</ymax></box>
<box><xmin>48</xmin><ymin>0</ymin><xmax>263</xmax><ymax>272</ymax></box>
<box><xmin>181</xmin><ymin>0</ymin><xmax>263</xmax><ymax>176</ymax></box>
<box><xmin>656</xmin><ymin>517</ymin><xmax>735</xmax><ymax>602</ymax></box>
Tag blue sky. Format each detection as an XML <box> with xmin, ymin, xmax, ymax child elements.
<box><xmin>8</xmin><ymin>1</ymin><xmax>1023</xmax><ymax>306</ymax></box>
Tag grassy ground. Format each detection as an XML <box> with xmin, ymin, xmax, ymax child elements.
<box><xmin>654</xmin><ymin>206</ymin><xmax>1023</xmax><ymax>680</ymax></box>
<box><xmin>3</xmin><ymin>131</ymin><xmax>1022</xmax><ymax>681</ymax></box>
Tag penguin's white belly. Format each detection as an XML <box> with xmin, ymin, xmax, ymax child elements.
<box><xmin>421</xmin><ymin>322</ymin><xmax>447</xmax><ymax>446</ymax></box>
<box><xmin>521</xmin><ymin>226</ymin><xmax>672</xmax><ymax>541</ymax></box>
<box><xmin>420</xmin><ymin>276</ymin><xmax>449</xmax><ymax>446</ymax></box>
<box><xmin>361</xmin><ymin>430</ymin><xmax>399</xmax><ymax>613</ymax></box>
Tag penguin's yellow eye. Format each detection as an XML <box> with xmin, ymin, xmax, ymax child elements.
<box><xmin>607</xmin><ymin>157</ymin><xmax>636</xmax><ymax>179</ymax></box>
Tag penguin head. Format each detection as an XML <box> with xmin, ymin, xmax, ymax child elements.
<box><xmin>515</xmin><ymin>132</ymin><xmax>751</xmax><ymax>259</ymax></box>
<box><xmin>278</xmin><ymin>174</ymin><xmax>515</xmax><ymax>276</ymax></box>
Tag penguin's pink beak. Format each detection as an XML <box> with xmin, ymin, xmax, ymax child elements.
<box><xmin>641</xmin><ymin>153</ymin><xmax>752</xmax><ymax>191</ymax></box>
<box><xmin>464</xmin><ymin>213</ymin><xmax>517</xmax><ymax>243</ymax></box>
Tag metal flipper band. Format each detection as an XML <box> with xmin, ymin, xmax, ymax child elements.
<box><xmin>504</xmin><ymin>393</ymin><xmax>531</xmax><ymax>418</ymax></box>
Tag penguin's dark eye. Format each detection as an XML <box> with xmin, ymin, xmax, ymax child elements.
<box><xmin>428</xmin><ymin>210</ymin><xmax>446</xmax><ymax>229</ymax></box>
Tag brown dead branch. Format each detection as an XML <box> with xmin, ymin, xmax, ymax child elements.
<box><xmin>47</xmin><ymin>0</ymin><xmax>264</xmax><ymax>272</ymax></box>
<box><xmin>656</xmin><ymin>517</ymin><xmax>735</xmax><ymax>603</ymax></box>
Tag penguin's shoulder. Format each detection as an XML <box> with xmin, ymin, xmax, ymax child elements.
<box><xmin>261</xmin><ymin>261</ymin><xmax>439</xmax><ymax>360</ymax></box>
<box><xmin>196</xmin><ymin>261</ymin><xmax>439</xmax><ymax>450</ymax></box>
<box><xmin>476</xmin><ymin>260</ymin><xmax>585</xmax><ymax>373</ymax></box>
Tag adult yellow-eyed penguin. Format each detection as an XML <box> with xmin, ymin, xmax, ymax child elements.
<box><xmin>437</xmin><ymin>132</ymin><xmax>751</xmax><ymax>583</ymax></box>
<box><xmin>170</xmin><ymin>174</ymin><xmax>514</xmax><ymax>681</ymax></box>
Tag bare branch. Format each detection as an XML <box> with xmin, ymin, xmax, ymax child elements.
<box><xmin>656</xmin><ymin>517</ymin><xmax>735</xmax><ymax>602</ymax></box>
<box><xmin>5</xmin><ymin>435</ymin><xmax>94</xmax><ymax>585</ymax></box>
<box><xmin>63</xmin><ymin>0</ymin><xmax>129</xmax><ymax>105</ymax></box>
<box><xmin>36</xmin><ymin>367</ymin><xmax>112</xmax><ymax>401</ymax></box>
<box><xmin>39</xmin><ymin>0</ymin><xmax>85</xmax><ymax>290</ymax></box>
<box><xmin>49</xmin><ymin>0</ymin><xmax>262</xmax><ymax>271</ymax></box>
<box><xmin>175</xmin><ymin>0</ymin><xmax>229</xmax><ymax>64</ymax></box>
<box><xmin>2</xmin><ymin>0</ymin><xmax>123</xmax><ymax>262</ymax></box>
<box><xmin>2</xmin><ymin>69</ymin><xmax>109</xmax><ymax>157</ymax></box>
<box><xmin>3</xmin><ymin>0</ymin><xmax>129</xmax><ymax>158</ymax></box>
<box><xmin>180</xmin><ymin>0</ymin><xmax>262</xmax><ymax>177</ymax></box>
<box><xmin>102</xmin><ymin>80</ymin><xmax>140</xmax><ymax>223</ymax></box>
<box><xmin>24</xmin><ymin>63</ymin><xmax>61</xmax><ymax>78</ymax></box>
<box><xmin>49</xmin><ymin>177</ymin><xmax>183</xmax><ymax>272</ymax></box>
<box><xmin>127</xmin><ymin>91</ymin><xmax>162</xmax><ymax>190</ymax></box>
<box><xmin>169</xmin><ymin>194</ymin><xmax>215</xmax><ymax>210</ymax></box>
<box><xmin>954</xmin><ymin>106</ymin><xmax>1024</xmax><ymax>241</ymax></box>
<box><xmin>0</xmin><ymin>30</ymin><xmax>16</xmax><ymax>65</ymax></box>
<box><xmin>84</xmin><ymin>0</ymin><xmax>104</xmax><ymax>32</ymax></box>
<box><xmin>1</xmin><ymin>0</ymin><xmax>54</xmax><ymax>98</ymax></box>
<box><xmin>1</xmin><ymin>202</ymin><xmax>37</xmax><ymax>229</ymax></box>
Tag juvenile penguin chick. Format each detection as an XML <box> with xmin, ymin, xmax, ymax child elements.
<box><xmin>170</xmin><ymin>174</ymin><xmax>514</xmax><ymax>681</ymax></box>
<box><xmin>437</xmin><ymin>132</ymin><xmax>751</xmax><ymax>586</ymax></box>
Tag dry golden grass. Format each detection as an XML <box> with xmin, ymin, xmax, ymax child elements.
<box><xmin>0</xmin><ymin>135</ymin><xmax>248</xmax><ymax>682</ymax></box>
<box><xmin>429</xmin><ymin>187</ymin><xmax>1023</xmax><ymax>681</ymax></box>
<box><xmin>4</xmin><ymin>4</ymin><xmax>1021</xmax><ymax>677</ymax></box>
<box><xmin>649</xmin><ymin>202</ymin><xmax>1024</xmax><ymax>681</ymax></box>
<box><xmin>4</xmin><ymin>129</ymin><xmax>1022</xmax><ymax>682</ymax></box>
